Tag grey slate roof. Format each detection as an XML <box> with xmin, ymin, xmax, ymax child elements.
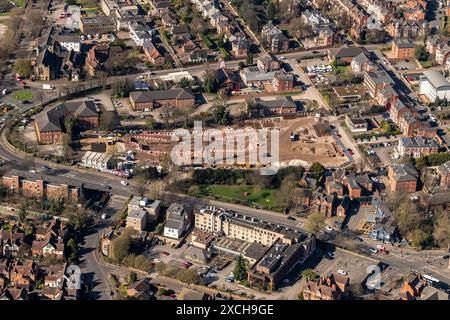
<box><xmin>330</xmin><ymin>47</ymin><xmax>369</xmax><ymax>59</ymax></box>
<box><xmin>399</xmin><ymin>137</ymin><xmax>439</xmax><ymax>149</ymax></box>
<box><xmin>35</xmin><ymin>100</ymin><xmax>98</xmax><ymax>132</ymax></box>
<box><xmin>253</xmin><ymin>96</ymin><xmax>296</xmax><ymax>109</ymax></box>
<box><xmin>391</xmin><ymin>164</ymin><xmax>419</xmax><ymax>182</ymax></box>
<box><xmin>130</xmin><ymin>88</ymin><xmax>194</xmax><ymax>103</ymax></box>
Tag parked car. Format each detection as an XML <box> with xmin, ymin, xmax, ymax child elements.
<box><xmin>120</xmin><ymin>180</ymin><xmax>128</xmax><ymax>186</ymax></box>
<box><xmin>337</xmin><ymin>270</ymin><xmax>347</xmax><ymax>275</ymax></box>
<box><xmin>325</xmin><ymin>226</ymin><xmax>333</xmax><ymax>232</ymax></box>
<box><xmin>370</xmin><ymin>248</ymin><xmax>378</xmax><ymax>254</ymax></box>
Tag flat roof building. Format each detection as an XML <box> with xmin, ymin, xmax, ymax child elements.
<box><xmin>419</xmin><ymin>70</ymin><xmax>450</xmax><ymax>102</ymax></box>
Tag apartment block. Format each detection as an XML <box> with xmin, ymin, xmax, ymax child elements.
<box><xmin>2</xmin><ymin>174</ymin><xmax>81</xmax><ymax>203</ymax></box>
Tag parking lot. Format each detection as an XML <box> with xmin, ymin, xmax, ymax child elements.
<box><xmin>311</xmin><ymin>247</ymin><xmax>380</xmax><ymax>286</ymax></box>
<box><xmin>101</xmin><ymin>194</ymin><xmax>128</xmax><ymax>221</ymax></box>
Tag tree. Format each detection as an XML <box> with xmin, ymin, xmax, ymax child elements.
<box><xmin>212</xmin><ymin>102</ymin><xmax>231</xmax><ymax>125</ymax></box>
<box><xmin>301</xmin><ymin>268</ymin><xmax>318</xmax><ymax>281</ymax></box>
<box><xmin>99</xmin><ymin>111</ymin><xmax>120</xmax><ymax>131</ymax></box>
<box><xmin>127</xmin><ymin>272</ymin><xmax>137</xmax><ymax>285</ymax></box>
<box><xmin>26</xmin><ymin>10</ymin><xmax>44</xmax><ymax>37</ymax></box>
<box><xmin>266</xmin><ymin>1</ymin><xmax>277</xmax><ymax>21</ymax></box>
<box><xmin>64</xmin><ymin>115</ymin><xmax>77</xmax><ymax>137</ymax></box>
<box><xmin>66</xmin><ymin>0</ymin><xmax>78</xmax><ymax>5</ymax></box>
<box><xmin>13</xmin><ymin>59</ymin><xmax>32</xmax><ymax>78</ymax></box>
<box><xmin>309</xmin><ymin>162</ymin><xmax>325</xmax><ymax>180</ymax></box>
<box><xmin>233</xmin><ymin>255</ymin><xmax>247</xmax><ymax>281</ymax></box>
<box><xmin>155</xmin><ymin>262</ymin><xmax>167</xmax><ymax>275</ymax></box>
<box><xmin>67</xmin><ymin>238</ymin><xmax>78</xmax><ymax>262</ymax></box>
<box><xmin>407</xmin><ymin>229</ymin><xmax>429</xmax><ymax>249</ymax></box>
<box><xmin>67</xmin><ymin>207</ymin><xmax>90</xmax><ymax>231</ymax></box>
<box><xmin>246</xmin><ymin>52</ymin><xmax>253</xmax><ymax>66</ymax></box>
<box><xmin>18</xmin><ymin>205</ymin><xmax>27</xmax><ymax>223</ymax></box>
<box><xmin>433</xmin><ymin>212</ymin><xmax>450</xmax><ymax>251</ymax></box>
<box><xmin>190</xmin><ymin>16</ymin><xmax>207</xmax><ymax>35</ymax></box>
<box><xmin>176</xmin><ymin>268</ymin><xmax>200</xmax><ymax>284</ymax></box>
<box><xmin>144</xmin><ymin>118</ymin><xmax>157</xmax><ymax>130</ymax></box>
<box><xmin>157</xmin><ymin>287</ymin><xmax>168</xmax><ymax>296</ymax></box>
<box><xmin>179</xmin><ymin>77</ymin><xmax>192</xmax><ymax>88</ymax></box>
<box><xmin>62</xmin><ymin>133</ymin><xmax>72</xmax><ymax>162</ymax></box>
<box><xmin>217</xmin><ymin>34</ymin><xmax>225</xmax><ymax>48</ymax></box>
<box><xmin>111</xmin><ymin>229</ymin><xmax>136</xmax><ymax>262</ymax></box>
<box><xmin>203</xmin><ymin>70</ymin><xmax>217</xmax><ymax>93</ymax></box>
<box><xmin>275</xmin><ymin>174</ymin><xmax>298</xmax><ymax>209</ymax></box>
<box><xmin>133</xmin><ymin>175</ymin><xmax>148</xmax><ymax>197</ymax></box>
<box><xmin>305</xmin><ymin>212</ymin><xmax>325</xmax><ymax>235</ymax></box>
<box><xmin>393</xmin><ymin>200</ymin><xmax>423</xmax><ymax>237</ymax></box>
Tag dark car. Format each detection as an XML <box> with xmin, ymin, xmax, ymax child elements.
<box><xmin>287</xmin><ymin>216</ymin><xmax>296</xmax><ymax>221</ymax></box>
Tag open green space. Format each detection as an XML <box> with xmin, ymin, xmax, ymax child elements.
<box><xmin>12</xmin><ymin>0</ymin><xmax>26</xmax><ymax>8</ymax></box>
<box><xmin>202</xmin><ymin>184</ymin><xmax>282</xmax><ymax>209</ymax></box>
<box><xmin>13</xmin><ymin>90</ymin><xmax>34</xmax><ymax>101</ymax></box>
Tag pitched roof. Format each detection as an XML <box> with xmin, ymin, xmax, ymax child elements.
<box><xmin>399</xmin><ymin>136</ymin><xmax>438</xmax><ymax>149</ymax></box>
<box><xmin>330</xmin><ymin>47</ymin><xmax>369</xmax><ymax>59</ymax></box>
<box><xmin>130</xmin><ymin>88</ymin><xmax>194</xmax><ymax>103</ymax></box>
<box><xmin>35</xmin><ymin>101</ymin><xmax>98</xmax><ymax>132</ymax></box>
<box><xmin>253</xmin><ymin>96</ymin><xmax>296</xmax><ymax>109</ymax></box>
<box><xmin>390</xmin><ymin>164</ymin><xmax>418</xmax><ymax>182</ymax></box>
<box><xmin>179</xmin><ymin>287</ymin><xmax>208</xmax><ymax>300</ymax></box>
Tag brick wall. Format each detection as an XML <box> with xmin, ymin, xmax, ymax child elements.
<box><xmin>2</xmin><ymin>175</ymin><xmax>80</xmax><ymax>203</ymax></box>
<box><xmin>2</xmin><ymin>175</ymin><xmax>20</xmax><ymax>193</ymax></box>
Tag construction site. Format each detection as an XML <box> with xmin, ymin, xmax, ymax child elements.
<box><xmin>278</xmin><ymin>117</ymin><xmax>348</xmax><ymax>168</ymax></box>
<box><xmin>101</xmin><ymin>117</ymin><xmax>349</xmax><ymax>169</ymax></box>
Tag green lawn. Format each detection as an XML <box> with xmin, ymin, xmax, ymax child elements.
<box><xmin>206</xmin><ymin>185</ymin><xmax>279</xmax><ymax>208</ymax></box>
<box><xmin>12</xmin><ymin>0</ymin><xmax>26</xmax><ymax>8</ymax></box>
<box><xmin>13</xmin><ymin>90</ymin><xmax>34</xmax><ymax>101</ymax></box>
<box><xmin>419</xmin><ymin>60</ymin><xmax>433</xmax><ymax>68</ymax></box>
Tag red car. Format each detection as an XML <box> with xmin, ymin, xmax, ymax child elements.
<box><xmin>161</xmin><ymin>251</ymin><xmax>170</xmax><ymax>256</ymax></box>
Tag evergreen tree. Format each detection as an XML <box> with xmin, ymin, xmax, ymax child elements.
<box><xmin>233</xmin><ymin>255</ymin><xmax>247</xmax><ymax>281</ymax></box>
<box><xmin>246</xmin><ymin>52</ymin><xmax>253</xmax><ymax>65</ymax></box>
<box><xmin>267</xmin><ymin>1</ymin><xmax>276</xmax><ymax>21</ymax></box>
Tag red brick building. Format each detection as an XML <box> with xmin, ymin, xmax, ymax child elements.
<box><xmin>272</xmin><ymin>72</ymin><xmax>294</xmax><ymax>92</ymax></box>
<box><xmin>388</xmin><ymin>164</ymin><xmax>419</xmax><ymax>193</ymax></box>
<box><xmin>303</xmin><ymin>273</ymin><xmax>350</xmax><ymax>300</ymax></box>
<box><xmin>2</xmin><ymin>174</ymin><xmax>82</xmax><ymax>203</ymax></box>
<box><xmin>391</xmin><ymin>40</ymin><xmax>415</xmax><ymax>60</ymax></box>
<box><xmin>35</xmin><ymin>101</ymin><xmax>98</xmax><ymax>144</ymax></box>
<box><xmin>129</xmin><ymin>88</ymin><xmax>195</xmax><ymax>111</ymax></box>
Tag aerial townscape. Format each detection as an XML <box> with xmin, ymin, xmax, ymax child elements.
<box><xmin>0</xmin><ymin>0</ymin><xmax>450</xmax><ymax>304</ymax></box>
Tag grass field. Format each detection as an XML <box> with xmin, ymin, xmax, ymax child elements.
<box><xmin>206</xmin><ymin>185</ymin><xmax>280</xmax><ymax>208</ymax></box>
<box><xmin>13</xmin><ymin>90</ymin><xmax>34</xmax><ymax>101</ymax></box>
<box><xmin>78</xmin><ymin>0</ymin><xmax>99</xmax><ymax>8</ymax></box>
<box><xmin>12</xmin><ymin>0</ymin><xmax>26</xmax><ymax>8</ymax></box>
